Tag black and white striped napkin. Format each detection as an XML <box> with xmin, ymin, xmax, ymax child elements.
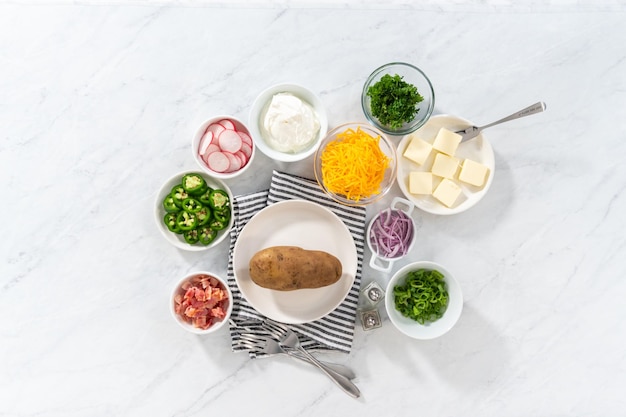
<box><xmin>227</xmin><ymin>170</ymin><xmax>366</xmax><ymax>354</ymax></box>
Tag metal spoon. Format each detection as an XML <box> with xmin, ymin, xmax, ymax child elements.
<box><xmin>235</xmin><ymin>332</ymin><xmax>356</xmax><ymax>380</ymax></box>
<box><xmin>456</xmin><ymin>101</ymin><xmax>546</xmax><ymax>142</ymax></box>
<box><xmin>280</xmin><ymin>330</ymin><xmax>361</xmax><ymax>398</ymax></box>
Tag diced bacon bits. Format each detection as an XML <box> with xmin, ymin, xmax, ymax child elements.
<box><xmin>197</xmin><ymin>119</ymin><xmax>253</xmax><ymax>174</ymax></box>
<box><xmin>173</xmin><ymin>274</ymin><xmax>230</xmax><ymax>330</ymax></box>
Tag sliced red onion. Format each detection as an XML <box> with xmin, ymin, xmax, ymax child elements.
<box><xmin>369</xmin><ymin>208</ymin><xmax>414</xmax><ymax>259</ymax></box>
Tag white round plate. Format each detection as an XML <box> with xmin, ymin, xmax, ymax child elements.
<box><xmin>232</xmin><ymin>200</ymin><xmax>357</xmax><ymax>324</ymax></box>
<box><xmin>396</xmin><ymin>114</ymin><xmax>495</xmax><ymax>215</ymax></box>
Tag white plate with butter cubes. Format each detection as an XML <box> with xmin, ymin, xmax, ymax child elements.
<box><xmin>396</xmin><ymin>114</ymin><xmax>495</xmax><ymax>215</ymax></box>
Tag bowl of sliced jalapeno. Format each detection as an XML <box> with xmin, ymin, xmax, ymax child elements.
<box><xmin>155</xmin><ymin>171</ymin><xmax>234</xmax><ymax>251</ymax></box>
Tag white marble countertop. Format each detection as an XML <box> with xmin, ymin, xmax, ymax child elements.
<box><xmin>2</xmin><ymin>2</ymin><xmax>626</xmax><ymax>416</ymax></box>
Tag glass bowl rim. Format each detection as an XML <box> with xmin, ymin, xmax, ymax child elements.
<box><xmin>361</xmin><ymin>62</ymin><xmax>436</xmax><ymax>136</ymax></box>
<box><xmin>314</xmin><ymin>122</ymin><xmax>398</xmax><ymax>207</ymax></box>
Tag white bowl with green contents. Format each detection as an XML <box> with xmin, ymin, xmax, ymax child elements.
<box><xmin>385</xmin><ymin>261</ymin><xmax>463</xmax><ymax>339</ymax></box>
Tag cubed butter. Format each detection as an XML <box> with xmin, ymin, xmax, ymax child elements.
<box><xmin>409</xmin><ymin>171</ymin><xmax>433</xmax><ymax>194</ymax></box>
<box><xmin>433</xmin><ymin>178</ymin><xmax>462</xmax><ymax>208</ymax></box>
<box><xmin>459</xmin><ymin>158</ymin><xmax>490</xmax><ymax>187</ymax></box>
<box><xmin>431</xmin><ymin>152</ymin><xmax>459</xmax><ymax>178</ymax></box>
<box><xmin>432</xmin><ymin>128</ymin><xmax>462</xmax><ymax>156</ymax></box>
<box><xmin>403</xmin><ymin>134</ymin><xmax>432</xmax><ymax>165</ymax></box>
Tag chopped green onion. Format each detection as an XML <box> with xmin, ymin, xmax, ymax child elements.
<box><xmin>393</xmin><ymin>268</ymin><xmax>448</xmax><ymax>324</ymax></box>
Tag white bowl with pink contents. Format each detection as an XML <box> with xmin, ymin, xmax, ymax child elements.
<box><xmin>170</xmin><ymin>271</ymin><xmax>233</xmax><ymax>335</ymax></box>
<box><xmin>192</xmin><ymin>115</ymin><xmax>256</xmax><ymax>179</ymax></box>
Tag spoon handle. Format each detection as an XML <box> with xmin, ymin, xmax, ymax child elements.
<box><xmin>477</xmin><ymin>101</ymin><xmax>546</xmax><ymax>132</ymax></box>
<box><xmin>287</xmin><ymin>351</ymin><xmax>357</xmax><ymax>380</ymax></box>
<box><xmin>295</xmin><ymin>345</ymin><xmax>361</xmax><ymax>398</ymax></box>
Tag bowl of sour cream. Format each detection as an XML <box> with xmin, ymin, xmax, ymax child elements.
<box><xmin>249</xmin><ymin>83</ymin><xmax>328</xmax><ymax>163</ymax></box>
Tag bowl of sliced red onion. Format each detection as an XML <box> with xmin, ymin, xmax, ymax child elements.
<box><xmin>366</xmin><ymin>197</ymin><xmax>417</xmax><ymax>272</ymax></box>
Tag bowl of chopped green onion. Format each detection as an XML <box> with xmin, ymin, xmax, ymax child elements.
<box><xmin>384</xmin><ymin>261</ymin><xmax>463</xmax><ymax>339</ymax></box>
<box><xmin>361</xmin><ymin>62</ymin><xmax>435</xmax><ymax>136</ymax></box>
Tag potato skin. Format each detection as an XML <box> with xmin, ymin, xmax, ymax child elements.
<box><xmin>249</xmin><ymin>246</ymin><xmax>342</xmax><ymax>291</ymax></box>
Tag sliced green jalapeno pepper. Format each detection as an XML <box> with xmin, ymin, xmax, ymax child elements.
<box><xmin>213</xmin><ymin>208</ymin><xmax>231</xmax><ymax>223</ymax></box>
<box><xmin>198</xmin><ymin>187</ymin><xmax>214</xmax><ymax>205</ymax></box>
<box><xmin>208</xmin><ymin>189</ymin><xmax>230</xmax><ymax>210</ymax></box>
<box><xmin>183</xmin><ymin>228</ymin><xmax>199</xmax><ymax>244</ymax></box>
<box><xmin>209</xmin><ymin>218</ymin><xmax>228</xmax><ymax>231</ymax></box>
<box><xmin>182</xmin><ymin>174</ymin><xmax>208</xmax><ymax>196</ymax></box>
<box><xmin>198</xmin><ymin>226</ymin><xmax>217</xmax><ymax>245</ymax></box>
<box><xmin>163</xmin><ymin>213</ymin><xmax>182</xmax><ymax>234</ymax></box>
<box><xmin>170</xmin><ymin>185</ymin><xmax>189</xmax><ymax>208</ymax></box>
<box><xmin>162</xmin><ymin>195</ymin><xmax>179</xmax><ymax>213</ymax></box>
<box><xmin>182</xmin><ymin>197</ymin><xmax>202</xmax><ymax>213</ymax></box>
<box><xmin>196</xmin><ymin>206</ymin><xmax>211</xmax><ymax>226</ymax></box>
<box><xmin>176</xmin><ymin>211</ymin><xmax>197</xmax><ymax>231</ymax></box>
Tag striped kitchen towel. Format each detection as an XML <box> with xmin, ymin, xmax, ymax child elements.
<box><xmin>227</xmin><ymin>170</ymin><xmax>366</xmax><ymax>354</ymax></box>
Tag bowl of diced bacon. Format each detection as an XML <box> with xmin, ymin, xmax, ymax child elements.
<box><xmin>192</xmin><ymin>116</ymin><xmax>256</xmax><ymax>179</ymax></box>
<box><xmin>170</xmin><ymin>271</ymin><xmax>233</xmax><ymax>334</ymax></box>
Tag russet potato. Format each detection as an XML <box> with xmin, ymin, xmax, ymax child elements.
<box><xmin>249</xmin><ymin>246</ymin><xmax>342</xmax><ymax>291</ymax></box>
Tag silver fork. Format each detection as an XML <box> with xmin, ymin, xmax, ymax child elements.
<box><xmin>234</xmin><ymin>331</ymin><xmax>356</xmax><ymax>380</ymax></box>
<box><xmin>264</xmin><ymin>321</ymin><xmax>361</xmax><ymax>398</ymax></box>
<box><xmin>455</xmin><ymin>101</ymin><xmax>546</xmax><ymax>142</ymax></box>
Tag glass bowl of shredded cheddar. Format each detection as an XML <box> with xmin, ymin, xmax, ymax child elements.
<box><xmin>314</xmin><ymin>122</ymin><xmax>397</xmax><ymax>206</ymax></box>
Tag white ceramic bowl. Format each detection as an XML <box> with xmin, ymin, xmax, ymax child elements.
<box><xmin>170</xmin><ymin>271</ymin><xmax>233</xmax><ymax>334</ymax></box>
<box><xmin>366</xmin><ymin>197</ymin><xmax>417</xmax><ymax>273</ymax></box>
<box><xmin>248</xmin><ymin>83</ymin><xmax>328</xmax><ymax>162</ymax></box>
<box><xmin>385</xmin><ymin>261</ymin><xmax>463</xmax><ymax>339</ymax></box>
<box><xmin>154</xmin><ymin>170</ymin><xmax>234</xmax><ymax>251</ymax></box>
<box><xmin>396</xmin><ymin>114</ymin><xmax>495</xmax><ymax>215</ymax></box>
<box><xmin>192</xmin><ymin>115</ymin><xmax>255</xmax><ymax>179</ymax></box>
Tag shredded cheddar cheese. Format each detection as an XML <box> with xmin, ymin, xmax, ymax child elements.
<box><xmin>320</xmin><ymin>127</ymin><xmax>390</xmax><ymax>202</ymax></box>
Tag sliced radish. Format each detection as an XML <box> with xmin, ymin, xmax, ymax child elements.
<box><xmin>198</xmin><ymin>131</ymin><xmax>214</xmax><ymax>155</ymax></box>
<box><xmin>218</xmin><ymin>119</ymin><xmax>236</xmax><ymax>131</ymax></box>
<box><xmin>238</xmin><ymin>131</ymin><xmax>253</xmax><ymax>146</ymax></box>
<box><xmin>218</xmin><ymin>129</ymin><xmax>243</xmax><ymax>153</ymax></box>
<box><xmin>240</xmin><ymin>142</ymin><xmax>252</xmax><ymax>159</ymax></box>
<box><xmin>200</xmin><ymin>143</ymin><xmax>220</xmax><ymax>164</ymax></box>
<box><xmin>223</xmin><ymin>152</ymin><xmax>242</xmax><ymax>172</ymax></box>
<box><xmin>207</xmin><ymin>122</ymin><xmax>226</xmax><ymax>138</ymax></box>
<box><xmin>206</xmin><ymin>152</ymin><xmax>231</xmax><ymax>173</ymax></box>
<box><xmin>234</xmin><ymin>151</ymin><xmax>248</xmax><ymax>166</ymax></box>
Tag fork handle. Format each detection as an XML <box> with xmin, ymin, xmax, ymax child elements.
<box><xmin>287</xmin><ymin>351</ymin><xmax>357</xmax><ymax>380</ymax></box>
<box><xmin>295</xmin><ymin>347</ymin><xmax>361</xmax><ymax>398</ymax></box>
<box><xmin>477</xmin><ymin>101</ymin><xmax>546</xmax><ymax>132</ymax></box>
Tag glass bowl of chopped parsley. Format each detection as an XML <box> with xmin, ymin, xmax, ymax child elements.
<box><xmin>384</xmin><ymin>261</ymin><xmax>463</xmax><ymax>339</ymax></box>
<box><xmin>361</xmin><ymin>62</ymin><xmax>435</xmax><ymax>136</ymax></box>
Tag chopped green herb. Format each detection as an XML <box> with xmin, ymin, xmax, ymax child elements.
<box><xmin>367</xmin><ymin>73</ymin><xmax>424</xmax><ymax>129</ymax></box>
<box><xmin>393</xmin><ymin>268</ymin><xmax>448</xmax><ymax>324</ymax></box>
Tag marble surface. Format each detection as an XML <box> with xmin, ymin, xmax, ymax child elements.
<box><xmin>2</xmin><ymin>2</ymin><xmax>626</xmax><ymax>416</ymax></box>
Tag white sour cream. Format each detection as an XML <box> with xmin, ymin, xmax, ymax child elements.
<box><xmin>261</xmin><ymin>93</ymin><xmax>320</xmax><ymax>153</ymax></box>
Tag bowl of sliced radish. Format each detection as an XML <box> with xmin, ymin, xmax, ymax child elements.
<box><xmin>367</xmin><ymin>197</ymin><xmax>417</xmax><ymax>272</ymax></box>
<box><xmin>192</xmin><ymin>116</ymin><xmax>255</xmax><ymax>179</ymax></box>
